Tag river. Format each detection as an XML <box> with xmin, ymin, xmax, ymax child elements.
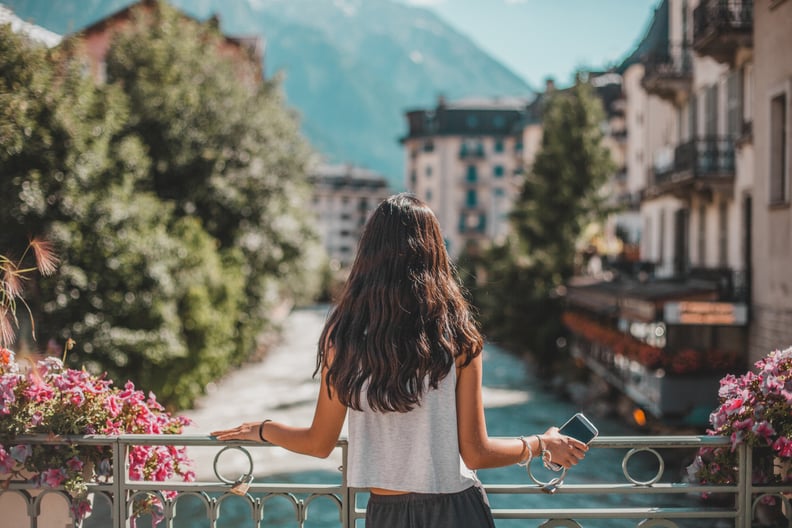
<box><xmin>86</xmin><ymin>305</ymin><xmax>708</xmax><ymax>527</ymax></box>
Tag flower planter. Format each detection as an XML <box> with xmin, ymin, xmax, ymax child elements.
<box><xmin>1</xmin><ymin>349</ymin><xmax>194</xmax><ymax>525</ymax></box>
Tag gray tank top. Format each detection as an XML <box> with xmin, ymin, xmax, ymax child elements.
<box><xmin>346</xmin><ymin>365</ymin><xmax>479</xmax><ymax>493</ymax></box>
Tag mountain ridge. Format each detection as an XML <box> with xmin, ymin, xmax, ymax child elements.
<box><xmin>3</xmin><ymin>0</ymin><xmax>533</xmax><ymax>189</ymax></box>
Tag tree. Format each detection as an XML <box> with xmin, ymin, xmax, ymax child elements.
<box><xmin>103</xmin><ymin>1</ymin><xmax>322</xmax><ymax>361</ymax></box>
<box><xmin>0</xmin><ymin>3</ymin><xmax>322</xmax><ymax>408</ymax></box>
<box><xmin>468</xmin><ymin>78</ymin><xmax>613</xmax><ymax>371</ymax></box>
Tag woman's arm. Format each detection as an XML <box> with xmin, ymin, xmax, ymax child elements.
<box><xmin>455</xmin><ymin>352</ymin><xmax>588</xmax><ymax>470</ymax></box>
<box><xmin>211</xmin><ymin>362</ymin><xmax>347</xmax><ymax>459</ymax></box>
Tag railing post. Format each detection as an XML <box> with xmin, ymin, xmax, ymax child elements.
<box><xmin>341</xmin><ymin>442</ymin><xmax>353</xmax><ymax>528</ymax></box>
<box><xmin>737</xmin><ymin>443</ymin><xmax>752</xmax><ymax>528</ymax></box>
<box><xmin>113</xmin><ymin>438</ymin><xmax>126</xmax><ymax>528</ymax></box>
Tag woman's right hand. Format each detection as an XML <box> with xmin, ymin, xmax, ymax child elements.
<box><xmin>539</xmin><ymin>427</ymin><xmax>588</xmax><ymax>469</ymax></box>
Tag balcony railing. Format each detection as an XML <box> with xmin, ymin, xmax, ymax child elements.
<box><xmin>651</xmin><ymin>136</ymin><xmax>736</xmax><ymax>194</ymax></box>
<box><xmin>693</xmin><ymin>0</ymin><xmax>753</xmax><ymax>65</ymax></box>
<box><xmin>642</xmin><ymin>45</ymin><xmax>693</xmax><ymax>102</ymax></box>
<box><xmin>2</xmin><ymin>434</ymin><xmax>791</xmax><ymax>527</ymax></box>
<box><xmin>459</xmin><ymin>144</ymin><xmax>485</xmax><ymax>159</ymax></box>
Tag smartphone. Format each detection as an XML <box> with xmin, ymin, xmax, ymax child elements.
<box><xmin>546</xmin><ymin>412</ymin><xmax>598</xmax><ymax>471</ymax></box>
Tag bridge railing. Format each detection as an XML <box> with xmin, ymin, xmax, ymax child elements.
<box><xmin>1</xmin><ymin>434</ymin><xmax>790</xmax><ymax>527</ymax></box>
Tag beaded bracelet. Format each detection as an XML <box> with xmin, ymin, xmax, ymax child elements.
<box><xmin>258</xmin><ymin>419</ymin><xmax>272</xmax><ymax>443</ymax></box>
<box><xmin>517</xmin><ymin>436</ymin><xmax>533</xmax><ymax>467</ymax></box>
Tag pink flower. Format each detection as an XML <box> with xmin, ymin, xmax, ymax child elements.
<box><xmin>723</xmin><ymin>397</ymin><xmax>744</xmax><ymax>416</ymax></box>
<box><xmin>70</xmin><ymin>498</ymin><xmax>92</xmax><ymax>521</ymax></box>
<box><xmin>23</xmin><ymin>379</ymin><xmax>54</xmax><ymax>403</ymax></box>
<box><xmin>752</xmin><ymin>421</ymin><xmax>775</xmax><ymax>442</ymax></box>
<box><xmin>733</xmin><ymin>418</ymin><xmax>753</xmax><ymax>431</ymax></box>
<box><xmin>773</xmin><ymin>437</ymin><xmax>792</xmax><ymax>458</ymax></box>
<box><xmin>66</xmin><ymin>457</ymin><xmax>84</xmax><ymax>472</ymax></box>
<box><xmin>0</xmin><ymin>446</ymin><xmax>15</xmax><ymax>473</ymax></box>
<box><xmin>40</xmin><ymin>468</ymin><xmax>66</xmax><ymax>488</ymax></box>
<box><xmin>104</xmin><ymin>394</ymin><xmax>122</xmax><ymax>417</ymax></box>
<box><xmin>69</xmin><ymin>387</ymin><xmax>86</xmax><ymax>407</ymax></box>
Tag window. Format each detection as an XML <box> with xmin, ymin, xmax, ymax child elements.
<box><xmin>727</xmin><ymin>71</ymin><xmax>742</xmax><ymax>139</ymax></box>
<box><xmin>705</xmin><ymin>84</ymin><xmax>718</xmax><ymax>137</ymax></box>
<box><xmin>689</xmin><ymin>94</ymin><xmax>698</xmax><ymax>140</ymax></box>
<box><xmin>423</xmin><ymin>140</ymin><xmax>434</xmax><ymax>152</ymax></box>
<box><xmin>493</xmin><ymin>165</ymin><xmax>504</xmax><ymax>178</ymax></box>
<box><xmin>426</xmin><ymin>189</ymin><xmax>433</xmax><ymax>202</ymax></box>
<box><xmin>770</xmin><ymin>93</ymin><xmax>788</xmax><ymax>204</ymax></box>
<box><xmin>466</xmin><ymin>165</ymin><xmax>477</xmax><ymax>183</ymax></box>
<box><xmin>478</xmin><ymin>214</ymin><xmax>487</xmax><ymax>233</ymax></box>
<box><xmin>698</xmin><ymin>205</ymin><xmax>707</xmax><ymax>265</ymax></box>
<box><xmin>494</xmin><ymin>187</ymin><xmax>505</xmax><ymax>197</ymax></box>
<box><xmin>718</xmin><ymin>201</ymin><xmax>728</xmax><ymax>266</ymax></box>
<box><xmin>494</xmin><ymin>139</ymin><xmax>504</xmax><ymax>153</ymax></box>
<box><xmin>426</xmin><ymin>165</ymin><xmax>433</xmax><ymax>177</ymax></box>
<box><xmin>466</xmin><ymin>189</ymin><xmax>477</xmax><ymax>207</ymax></box>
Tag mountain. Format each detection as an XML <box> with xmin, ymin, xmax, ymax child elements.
<box><xmin>3</xmin><ymin>0</ymin><xmax>532</xmax><ymax>189</ymax></box>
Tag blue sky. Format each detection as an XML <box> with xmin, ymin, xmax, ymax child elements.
<box><xmin>400</xmin><ymin>0</ymin><xmax>661</xmax><ymax>89</ymax></box>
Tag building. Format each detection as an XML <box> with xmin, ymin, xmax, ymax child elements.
<box><xmin>62</xmin><ymin>0</ymin><xmax>264</xmax><ymax>86</ymax></box>
<box><xmin>401</xmin><ymin>96</ymin><xmax>529</xmax><ymax>259</ymax></box>
<box><xmin>562</xmin><ymin>0</ymin><xmax>758</xmax><ymax>425</ymax></box>
<box><xmin>401</xmin><ymin>80</ymin><xmax>628</xmax><ymax>261</ymax></box>
<box><xmin>749</xmin><ymin>0</ymin><xmax>792</xmax><ymax>360</ymax></box>
<box><xmin>308</xmin><ymin>163</ymin><xmax>391</xmax><ymax>268</ymax></box>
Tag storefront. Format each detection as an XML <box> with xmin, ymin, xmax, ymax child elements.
<box><xmin>563</xmin><ymin>278</ymin><xmax>748</xmax><ymax>425</ymax></box>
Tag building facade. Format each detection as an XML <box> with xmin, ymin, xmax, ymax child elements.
<box><xmin>562</xmin><ymin>0</ymin><xmax>761</xmax><ymax>424</ymax></box>
<box><xmin>401</xmin><ymin>96</ymin><xmax>529</xmax><ymax>259</ymax></box>
<box><xmin>749</xmin><ymin>0</ymin><xmax>792</xmax><ymax>360</ymax></box>
<box><xmin>308</xmin><ymin>163</ymin><xmax>391</xmax><ymax>268</ymax></box>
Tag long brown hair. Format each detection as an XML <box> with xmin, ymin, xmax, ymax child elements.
<box><xmin>316</xmin><ymin>193</ymin><xmax>483</xmax><ymax>412</ymax></box>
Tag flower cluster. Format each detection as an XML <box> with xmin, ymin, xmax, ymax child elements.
<box><xmin>688</xmin><ymin>347</ymin><xmax>792</xmax><ymax>490</ymax></box>
<box><xmin>562</xmin><ymin>311</ymin><xmax>740</xmax><ymax>374</ymax></box>
<box><xmin>0</xmin><ymin>348</ymin><xmax>194</xmax><ymax>522</ymax></box>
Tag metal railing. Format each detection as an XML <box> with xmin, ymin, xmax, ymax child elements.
<box><xmin>693</xmin><ymin>0</ymin><xmax>753</xmax><ymax>40</ymax></box>
<box><xmin>2</xmin><ymin>434</ymin><xmax>791</xmax><ymax>527</ymax></box>
<box><xmin>653</xmin><ymin>136</ymin><xmax>736</xmax><ymax>187</ymax></box>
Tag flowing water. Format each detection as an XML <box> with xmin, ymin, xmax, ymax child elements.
<box><xmin>86</xmin><ymin>305</ymin><xmax>709</xmax><ymax>527</ymax></box>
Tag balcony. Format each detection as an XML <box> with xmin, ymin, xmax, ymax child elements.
<box><xmin>3</xmin><ymin>434</ymin><xmax>791</xmax><ymax>527</ymax></box>
<box><xmin>459</xmin><ymin>143</ymin><xmax>485</xmax><ymax>159</ymax></box>
<box><xmin>648</xmin><ymin>136</ymin><xmax>736</xmax><ymax>198</ymax></box>
<box><xmin>693</xmin><ymin>0</ymin><xmax>753</xmax><ymax>65</ymax></box>
<box><xmin>641</xmin><ymin>45</ymin><xmax>693</xmax><ymax>103</ymax></box>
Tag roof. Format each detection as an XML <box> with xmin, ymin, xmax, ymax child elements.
<box><xmin>0</xmin><ymin>4</ymin><xmax>61</xmax><ymax>47</ymax></box>
<box><xmin>309</xmin><ymin>163</ymin><xmax>390</xmax><ymax>187</ymax></box>
<box><xmin>402</xmin><ymin>97</ymin><xmax>529</xmax><ymax>140</ymax></box>
<box><xmin>70</xmin><ymin>0</ymin><xmax>264</xmax><ymax>65</ymax></box>
<box><xmin>618</xmin><ymin>0</ymin><xmax>669</xmax><ymax>73</ymax></box>
<box><xmin>566</xmin><ymin>277</ymin><xmax>720</xmax><ymax>319</ymax></box>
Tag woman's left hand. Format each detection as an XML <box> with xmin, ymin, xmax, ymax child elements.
<box><xmin>211</xmin><ymin>422</ymin><xmax>264</xmax><ymax>442</ymax></box>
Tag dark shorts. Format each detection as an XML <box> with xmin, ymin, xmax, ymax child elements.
<box><xmin>365</xmin><ymin>485</ymin><xmax>496</xmax><ymax>528</ymax></box>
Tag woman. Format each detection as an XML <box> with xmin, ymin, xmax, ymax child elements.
<box><xmin>212</xmin><ymin>193</ymin><xmax>588</xmax><ymax>527</ymax></box>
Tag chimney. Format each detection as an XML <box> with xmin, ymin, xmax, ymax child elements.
<box><xmin>545</xmin><ymin>77</ymin><xmax>556</xmax><ymax>93</ymax></box>
<box><xmin>437</xmin><ymin>94</ymin><xmax>447</xmax><ymax>109</ymax></box>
